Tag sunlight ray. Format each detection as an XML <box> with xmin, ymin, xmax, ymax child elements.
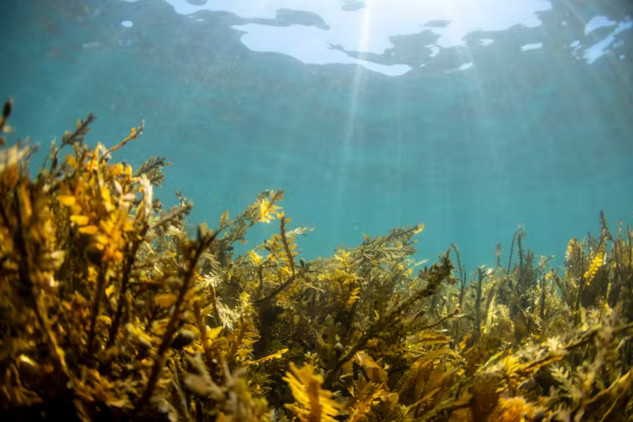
<box><xmin>333</xmin><ymin>5</ymin><xmax>373</xmax><ymax>226</ymax></box>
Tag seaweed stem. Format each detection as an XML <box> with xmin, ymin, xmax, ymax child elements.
<box><xmin>13</xmin><ymin>184</ymin><xmax>69</xmax><ymax>380</ymax></box>
<box><xmin>540</xmin><ymin>272</ymin><xmax>548</xmax><ymax>320</ymax></box>
<box><xmin>574</xmin><ymin>250</ymin><xmax>586</xmax><ymax>324</ymax></box>
<box><xmin>133</xmin><ymin>229</ymin><xmax>215</xmax><ymax>417</ymax></box>
<box><xmin>45</xmin><ymin>114</ymin><xmax>96</xmax><ymax>172</ymax></box>
<box><xmin>325</xmin><ymin>252</ymin><xmax>451</xmax><ymax>386</ymax></box>
<box><xmin>87</xmin><ymin>263</ymin><xmax>108</xmax><ymax>355</ymax></box>
<box><xmin>255</xmin><ymin>270</ymin><xmax>303</xmax><ymax>306</ymax></box>
<box><xmin>100</xmin><ymin>121</ymin><xmax>144</xmax><ymax>163</ymax></box>
<box><xmin>106</xmin><ymin>227</ymin><xmax>146</xmax><ymax>348</ymax></box>
<box><xmin>209</xmin><ymin>285</ymin><xmax>221</xmax><ymax>326</ymax></box>
<box><xmin>194</xmin><ymin>301</ymin><xmax>215</xmax><ymax>372</ymax></box>
<box><xmin>507</xmin><ymin>229</ymin><xmax>518</xmax><ymax>274</ymax></box>
<box><xmin>473</xmin><ymin>267</ymin><xmax>485</xmax><ymax>345</ymax></box>
<box><xmin>451</xmin><ymin>244</ymin><xmax>466</xmax><ymax>308</ymax></box>
<box><xmin>420</xmin><ymin>308</ymin><xmax>461</xmax><ymax>330</ymax></box>
<box><xmin>279</xmin><ymin>214</ymin><xmax>296</xmax><ymax>276</ymax></box>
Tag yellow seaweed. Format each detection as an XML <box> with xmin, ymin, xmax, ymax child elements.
<box><xmin>0</xmin><ymin>99</ymin><xmax>632</xmax><ymax>421</ymax></box>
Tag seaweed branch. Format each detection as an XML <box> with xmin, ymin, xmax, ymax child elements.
<box><xmin>87</xmin><ymin>263</ymin><xmax>108</xmax><ymax>355</ymax></box>
<box><xmin>106</xmin><ymin>221</ymin><xmax>148</xmax><ymax>348</ymax></box>
<box><xmin>101</xmin><ymin>120</ymin><xmax>144</xmax><ymax>163</ymax></box>
<box><xmin>473</xmin><ymin>267</ymin><xmax>485</xmax><ymax>344</ymax></box>
<box><xmin>45</xmin><ymin>113</ymin><xmax>96</xmax><ymax>172</ymax></box>
<box><xmin>279</xmin><ymin>213</ymin><xmax>296</xmax><ymax>277</ymax></box>
<box><xmin>451</xmin><ymin>243</ymin><xmax>466</xmax><ymax>308</ymax></box>
<box><xmin>11</xmin><ymin>183</ymin><xmax>69</xmax><ymax>381</ymax></box>
<box><xmin>134</xmin><ymin>228</ymin><xmax>216</xmax><ymax>416</ymax></box>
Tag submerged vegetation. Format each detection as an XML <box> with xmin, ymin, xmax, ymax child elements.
<box><xmin>1</xmin><ymin>100</ymin><xmax>632</xmax><ymax>421</ymax></box>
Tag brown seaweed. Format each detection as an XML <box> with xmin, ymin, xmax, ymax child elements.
<box><xmin>1</xmin><ymin>101</ymin><xmax>632</xmax><ymax>421</ymax></box>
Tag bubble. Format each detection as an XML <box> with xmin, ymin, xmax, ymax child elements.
<box><xmin>121</xmin><ymin>20</ymin><xmax>134</xmax><ymax>28</ymax></box>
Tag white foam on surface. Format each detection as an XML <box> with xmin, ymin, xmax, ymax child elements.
<box><xmin>584</xmin><ymin>20</ymin><xmax>632</xmax><ymax>64</ymax></box>
<box><xmin>446</xmin><ymin>62</ymin><xmax>474</xmax><ymax>73</ymax></box>
<box><xmin>159</xmin><ymin>1</ymin><xmax>629</xmax><ymax>74</ymax></box>
<box><xmin>584</xmin><ymin>15</ymin><xmax>616</xmax><ymax>35</ymax></box>
<box><xmin>163</xmin><ymin>0</ymin><xmax>552</xmax><ymax>75</ymax></box>
<box><xmin>521</xmin><ymin>42</ymin><xmax>542</xmax><ymax>51</ymax></box>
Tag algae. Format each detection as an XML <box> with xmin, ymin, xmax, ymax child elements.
<box><xmin>0</xmin><ymin>101</ymin><xmax>632</xmax><ymax>421</ymax></box>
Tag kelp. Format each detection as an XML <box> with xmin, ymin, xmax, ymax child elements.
<box><xmin>1</xmin><ymin>100</ymin><xmax>632</xmax><ymax>421</ymax></box>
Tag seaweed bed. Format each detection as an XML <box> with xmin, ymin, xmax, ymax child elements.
<box><xmin>1</xmin><ymin>100</ymin><xmax>632</xmax><ymax>422</ymax></box>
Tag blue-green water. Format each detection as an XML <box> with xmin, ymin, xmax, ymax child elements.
<box><xmin>1</xmin><ymin>0</ymin><xmax>632</xmax><ymax>271</ymax></box>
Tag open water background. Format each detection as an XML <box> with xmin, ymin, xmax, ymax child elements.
<box><xmin>1</xmin><ymin>0</ymin><xmax>632</xmax><ymax>272</ymax></box>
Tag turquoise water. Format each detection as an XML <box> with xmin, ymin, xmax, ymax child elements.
<box><xmin>1</xmin><ymin>0</ymin><xmax>632</xmax><ymax>271</ymax></box>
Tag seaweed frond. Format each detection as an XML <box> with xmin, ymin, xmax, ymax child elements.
<box><xmin>284</xmin><ymin>362</ymin><xmax>341</xmax><ymax>422</ymax></box>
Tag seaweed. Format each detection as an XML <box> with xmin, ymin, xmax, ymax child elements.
<box><xmin>1</xmin><ymin>100</ymin><xmax>632</xmax><ymax>421</ymax></box>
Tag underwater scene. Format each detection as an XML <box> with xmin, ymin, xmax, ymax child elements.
<box><xmin>1</xmin><ymin>0</ymin><xmax>632</xmax><ymax>420</ymax></box>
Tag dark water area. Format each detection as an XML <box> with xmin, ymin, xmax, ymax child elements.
<box><xmin>1</xmin><ymin>0</ymin><xmax>632</xmax><ymax>270</ymax></box>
